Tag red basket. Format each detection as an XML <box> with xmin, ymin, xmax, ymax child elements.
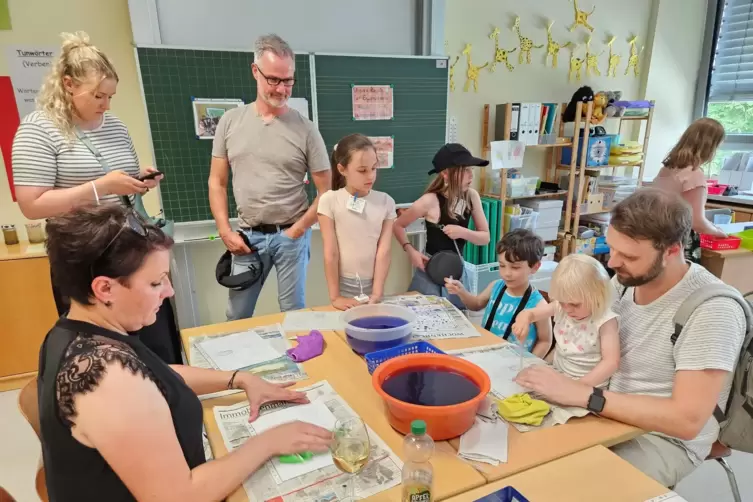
<box><xmin>700</xmin><ymin>234</ymin><xmax>741</xmax><ymax>250</ymax></box>
<box><xmin>707</xmin><ymin>184</ymin><xmax>728</xmax><ymax>195</ymax></box>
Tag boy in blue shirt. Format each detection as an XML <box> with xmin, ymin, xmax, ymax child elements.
<box><xmin>445</xmin><ymin>229</ymin><xmax>552</xmax><ymax>357</ymax></box>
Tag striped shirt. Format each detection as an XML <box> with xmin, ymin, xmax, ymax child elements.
<box><xmin>609</xmin><ymin>264</ymin><xmax>746</xmax><ymax>465</ymax></box>
<box><xmin>12</xmin><ymin>111</ymin><xmax>139</xmax><ymax>205</ymax></box>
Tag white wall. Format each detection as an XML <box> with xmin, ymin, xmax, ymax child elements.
<box><xmin>641</xmin><ymin>0</ymin><xmax>707</xmax><ymax>178</ymax></box>
<box><xmin>148</xmin><ymin>0</ymin><xmax>417</xmax><ymax>54</ymax></box>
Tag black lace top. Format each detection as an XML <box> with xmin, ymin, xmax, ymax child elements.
<box><xmin>38</xmin><ymin>318</ymin><xmax>205</xmax><ymax>501</ymax></box>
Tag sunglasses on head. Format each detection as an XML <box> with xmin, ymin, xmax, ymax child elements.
<box><xmin>90</xmin><ymin>210</ymin><xmax>149</xmax><ymax>279</ymax></box>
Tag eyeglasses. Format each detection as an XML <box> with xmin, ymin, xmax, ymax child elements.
<box><xmin>255</xmin><ymin>65</ymin><xmax>295</xmax><ymax>87</ymax></box>
<box><xmin>90</xmin><ymin>211</ymin><xmax>149</xmax><ymax>279</ymax></box>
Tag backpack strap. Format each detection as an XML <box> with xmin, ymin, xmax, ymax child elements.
<box><xmin>671</xmin><ymin>283</ymin><xmax>753</xmax><ymax>423</ymax></box>
<box><xmin>484</xmin><ymin>284</ymin><xmax>507</xmax><ymax>332</ymax></box>
<box><xmin>484</xmin><ymin>283</ymin><xmax>533</xmax><ymax>341</ymax></box>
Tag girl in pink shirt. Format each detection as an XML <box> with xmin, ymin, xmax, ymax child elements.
<box><xmin>652</xmin><ymin>118</ymin><xmax>726</xmax><ymax>262</ymax></box>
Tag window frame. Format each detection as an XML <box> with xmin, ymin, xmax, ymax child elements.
<box><xmin>696</xmin><ymin>0</ymin><xmax>753</xmax><ymax>149</ymax></box>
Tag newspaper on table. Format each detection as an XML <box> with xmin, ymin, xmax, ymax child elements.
<box><xmin>382</xmin><ymin>294</ymin><xmax>481</xmax><ymax>340</ymax></box>
<box><xmin>190</xmin><ymin>323</ymin><xmax>307</xmax><ymax>399</ymax></box>
<box><xmin>213</xmin><ymin>381</ymin><xmax>403</xmax><ymax>502</ymax></box>
<box><xmin>446</xmin><ymin>343</ymin><xmax>589</xmax><ymax>432</ymax></box>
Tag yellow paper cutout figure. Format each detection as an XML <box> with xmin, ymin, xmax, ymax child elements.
<box><xmin>569</xmin><ymin>0</ymin><xmax>596</xmax><ymax>32</ymax></box>
<box><xmin>568</xmin><ymin>45</ymin><xmax>584</xmax><ymax>82</ymax></box>
<box><xmin>513</xmin><ymin>16</ymin><xmax>544</xmax><ymax>65</ymax></box>
<box><xmin>462</xmin><ymin>43</ymin><xmax>489</xmax><ymax>93</ymax></box>
<box><xmin>625</xmin><ymin>35</ymin><xmax>644</xmax><ymax>77</ymax></box>
<box><xmin>585</xmin><ymin>35</ymin><xmax>603</xmax><ymax>76</ymax></box>
<box><xmin>489</xmin><ymin>27</ymin><xmax>517</xmax><ymax>72</ymax></box>
<box><xmin>545</xmin><ymin>20</ymin><xmax>572</xmax><ymax>69</ymax></box>
<box><xmin>449</xmin><ymin>55</ymin><xmax>460</xmax><ymax>91</ymax></box>
<box><xmin>607</xmin><ymin>36</ymin><xmax>622</xmax><ymax>78</ymax></box>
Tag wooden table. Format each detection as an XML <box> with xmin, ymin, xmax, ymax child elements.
<box><xmin>183</xmin><ymin>308</ymin><xmax>641</xmax><ymax>500</ymax></box>
<box><xmin>0</xmin><ymin>241</ymin><xmax>59</xmax><ymax>391</ymax></box>
<box><xmin>701</xmin><ymin>246</ymin><xmax>753</xmax><ymax>295</ymax></box>
<box><xmin>445</xmin><ymin>445</ymin><xmax>668</xmax><ymax>502</ymax></box>
<box><xmin>182</xmin><ymin>314</ymin><xmax>486</xmax><ymax>502</ymax></box>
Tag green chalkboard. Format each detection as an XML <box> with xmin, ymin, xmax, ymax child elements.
<box><xmin>136</xmin><ymin>48</ymin><xmax>313</xmax><ymax>223</ymax></box>
<box><xmin>314</xmin><ymin>55</ymin><xmax>448</xmax><ymax>204</ymax></box>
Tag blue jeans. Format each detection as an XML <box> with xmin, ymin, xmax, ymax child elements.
<box><xmin>226</xmin><ymin>228</ymin><xmax>311</xmax><ymax>320</ymax></box>
<box><xmin>408</xmin><ymin>265</ymin><xmax>473</xmax><ymax>310</ymax></box>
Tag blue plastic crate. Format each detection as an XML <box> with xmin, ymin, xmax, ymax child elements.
<box><xmin>365</xmin><ymin>341</ymin><xmax>445</xmax><ymax>374</ymax></box>
<box><xmin>474</xmin><ymin>486</ymin><xmax>530</xmax><ymax>502</ymax></box>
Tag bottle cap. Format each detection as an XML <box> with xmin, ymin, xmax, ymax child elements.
<box><xmin>411</xmin><ymin>420</ymin><xmax>427</xmax><ymax>435</ymax></box>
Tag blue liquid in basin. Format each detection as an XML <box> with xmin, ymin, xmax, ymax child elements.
<box><xmin>346</xmin><ymin>315</ymin><xmax>411</xmax><ymax>355</ymax></box>
<box><xmin>348</xmin><ymin>315</ymin><xmax>409</xmax><ymax>330</ymax></box>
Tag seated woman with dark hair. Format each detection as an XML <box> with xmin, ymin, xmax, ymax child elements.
<box><xmin>39</xmin><ymin>204</ymin><xmax>332</xmax><ymax>502</ymax></box>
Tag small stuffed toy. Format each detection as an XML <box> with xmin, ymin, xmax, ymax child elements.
<box><xmin>563</xmin><ymin>86</ymin><xmax>594</xmax><ymax>123</ymax></box>
<box><xmin>591</xmin><ymin>92</ymin><xmax>608</xmax><ymax>124</ymax></box>
<box><xmin>604</xmin><ymin>90</ymin><xmax>624</xmax><ymax>117</ymax></box>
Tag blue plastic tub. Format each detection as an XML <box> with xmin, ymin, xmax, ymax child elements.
<box><xmin>342</xmin><ymin>304</ymin><xmax>416</xmax><ymax>355</ymax></box>
<box><xmin>474</xmin><ymin>486</ymin><xmax>530</xmax><ymax>502</ymax></box>
<box><xmin>365</xmin><ymin>341</ymin><xmax>445</xmax><ymax>374</ymax></box>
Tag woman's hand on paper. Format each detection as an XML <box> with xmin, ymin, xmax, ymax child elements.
<box><xmin>257</xmin><ymin>421</ymin><xmax>333</xmax><ymax>457</ymax></box>
<box><xmin>238</xmin><ymin>374</ymin><xmax>310</xmax><ymax>422</ymax></box>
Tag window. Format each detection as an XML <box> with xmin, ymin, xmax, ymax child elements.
<box><xmin>707</xmin><ymin>1</ymin><xmax>753</xmax><ymax>141</ymax></box>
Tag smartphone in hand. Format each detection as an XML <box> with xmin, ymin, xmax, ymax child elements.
<box><xmin>137</xmin><ymin>170</ymin><xmax>163</xmax><ymax>181</ymax></box>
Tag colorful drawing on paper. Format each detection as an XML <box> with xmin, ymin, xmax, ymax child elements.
<box><xmin>369</xmin><ymin>136</ymin><xmax>394</xmax><ymax>169</ymax></box>
<box><xmin>462</xmin><ymin>44</ymin><xmax>488</xmax><ymax>93</ymax></box>
<box><xmin>569</xmin><ymin>0</ymin><xmax>596</xmax><ymax>33</ymax></box>
<box><xmin>489</xmin><ymin>27</ymin><xmax>516</xmax><ymax>72</ymax></box>
<box><xmin>585</xmin><ymin>35</ymin><xmax>603</xmax><ymax>77</ymax></box>
<box><xmin>512</xmin><ymin>16</ymin><xmax>544</xmax><ymax>65</ymax></box>
<box><xmin>625</xmin><ymin>35</ymin><xmax>644</xmax><ymax>78</ymax></box>
<box><xmin>607</xmin><ymin>36</ymin><xmax>622</xmax><ymax>78</ymax></box>
<box><xmin>545</xmin><ymin>21</ymin><xmax>571</xmax><ymax>69</ymax></box>
<box><xmin>191</xmin><ymin>98</ymin><xmax>244</xmax><ymax>139</ymax></box>
<box><xmin>352</xmin><ymin>85</ymin><xmax>394</xmax><ymax>121</ymax></box>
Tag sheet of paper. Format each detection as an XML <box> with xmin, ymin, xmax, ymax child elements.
<box><xmin>282</xmin><ymin>311</ymin><xmax>344</xmax><ymax>331</ymax></box>
<box><xmin>490</xmin><ymin>140</ymin><xmax>525</xmax><ymax>170</ymax></box>
<box><xmin>197</xmin><ymin>329</ymin><xmax>284</xmax><ymax>371</ymax></box>
<box><xmin>250</xmin><ymin>401</ymin><xmax>338</xmax><ymax>482</ymax></box>
<box><xmin>288</xmin><ymin>97</ymin><xmax>309</xmax><ymax>119</ymax></box>
<box><xmin>462</xmin><ymin>351</ymin><xmax>529</xmax><ymax>398</ymax></box>
<box><xmin>458</xmin><ymin>418</ymin><xmax>508</xmax><ymax>465</ymax></box>
<box><xmin>644</xmin><ymin>492</ymin><xmax>688</xmax><ymax>502</ymax></box>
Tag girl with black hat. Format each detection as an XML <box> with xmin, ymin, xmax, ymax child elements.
<box><xmin>393</xmin><ymin>143</ymin><xmax>490</xmax><ymax>309</ymax></box>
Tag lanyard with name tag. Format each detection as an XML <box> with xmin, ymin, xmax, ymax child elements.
<box><xmin>346</xmin><ymin>195</ymin><xmax>366</xmax><ymax>214</ymax></box>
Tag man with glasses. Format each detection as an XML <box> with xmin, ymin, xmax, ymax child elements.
<box><xmin>209</xmin><ymin>34</ymin><xmax>331</xmax><ymax>320</ymax></box>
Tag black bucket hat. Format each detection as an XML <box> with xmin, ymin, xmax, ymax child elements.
<box><xmin>215</xmin><ymin>232</ymin><xmax>264</xmax><ymax>291</ymax></box>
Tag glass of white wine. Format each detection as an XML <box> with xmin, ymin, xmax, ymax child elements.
<box><xmin>331</xmin><ymin>417</ymin><xmax>371</xmax><ymax>502</ymax></box>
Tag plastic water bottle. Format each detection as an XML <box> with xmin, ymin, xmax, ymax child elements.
<box><xmin>401</xmin><ymin>420</ymin><xmax>434</xmax><ymax>502</ymax></box>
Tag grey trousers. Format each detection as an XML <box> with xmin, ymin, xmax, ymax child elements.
<box><xmin>610</xmin><ymin>434</ymin><xmax>697</xmax><ymax>488</ymax></box>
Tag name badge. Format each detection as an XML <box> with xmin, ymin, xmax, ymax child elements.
<box><xmin>452</xmin><ymin>198</ymin><xmax>466</xmax><ymax>216</ymax></box>
<box><xmin>347</xmin><ymin>196</ymin><xmax>366</xmax><ymax>214</ymax></box>
<box><xmin>354</xmin><ymin>294</ymin><xmax>369</xmax><ymax>303</ymax></box>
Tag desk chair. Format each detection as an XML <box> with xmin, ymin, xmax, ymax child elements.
<box><xmin>707</xmin><ymin>441</ymin><xmax>741</xmax><ymax>502</ymax></box>
<box><xmin>0</xmin><ymin>486</ymin><xmax>17</xmax><ymax>502</ymax></box>
<box><xmin>17</xmin><ymin>378</ymin><xmax>48</xmax><ymax>502</ymax></box>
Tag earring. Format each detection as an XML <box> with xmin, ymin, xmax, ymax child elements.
<box><xmin>104</xmin><ymin>301</ymin><xmax>112</xmax><ymax>308</ymax></box>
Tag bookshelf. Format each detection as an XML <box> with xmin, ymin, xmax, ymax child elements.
<box><xmin>480</xmin><ymin>99</ymin><xmax>655</xmax><ymax>257</ymax></box>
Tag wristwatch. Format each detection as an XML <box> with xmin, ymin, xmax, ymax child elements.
<box><xmin>587</xmin><ymin>387</ymin><xmax>606</xmax><ymax>413</ymax></box>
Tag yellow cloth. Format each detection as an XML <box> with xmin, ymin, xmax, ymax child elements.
<box><xmin>496</xmin><ymin>393</ymin><xmax>551</xmax><ymax>426</ymax></box>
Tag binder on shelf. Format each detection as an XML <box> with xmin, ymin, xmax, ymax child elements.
<box><xmin>520</xmin><ymin>103</ymin><xmax>532</xmax><ymax>145</ymax></box>
<box><xmin>494</xmin><ymin>103</ymin><xmax>521</xmax><ymax>141</ymax></box>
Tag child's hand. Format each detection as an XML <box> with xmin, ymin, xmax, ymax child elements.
<box><xmin>511</xmin><ymin>311</ymin><xmax>532</xmax><ymax>343</ymax></box>
<box><xmin>442</xmin><ymin>225</ymin><xmax>467</xmax><ymax>240</ymax></box>
<box><xmin>332</xmin><ymin>296</ymin><xmax>361</xmax><ymax>311</ymax></box>
<box><xmin>444</xmin><ymin>277</ymin><xmax>465</xmax><ymax>295</ymax></box>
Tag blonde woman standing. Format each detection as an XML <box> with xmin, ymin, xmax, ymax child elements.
<box><xmin>11</xmin><ymin>32</ymin><xmax>179</xmax><ymax>364</ymax></box>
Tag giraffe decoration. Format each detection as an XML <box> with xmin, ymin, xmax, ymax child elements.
<box><xmin>513</xmin><ymin>16</ymin><xmax>544</xmax><ymax>65</ymax></box>
<box><xmin>569</xmin><ymin>0</ymin><xmax>596</xmax><ymax>32</ymax></box>
<box><xmin>607</xmin><ymin>36</ymin><xmax>622</xmax><ymax>77</ymax></box>
<box><xmin>489</xmin><ymin>26</ymin><xmax>517</xmax><ymax>72</ymax></box>
<box><xmin>585</xmin><ymin>35</ymin><xmax>603</xmax><ymax>76</ymax></box>
<box><xmin>545</xmin><ymin>20</ymin><xmax>571</xmax><ymax>69</ymax></box>
<box><xmin>568</xmin><ymin>45</ymin><xmax>585</xmax><ymax>82</ymax></box>
<box><xmin>449</xmin><ymin>54</ymin><xmax>460</xmax><ymax>91</ymax></box>
<box><xmin>625</xmin><ymin>35</ymin><xmax>644</xmax><ymax>77</ymax></box>
<box><xmin>462</xmin><ymin>43</ymin><xmax>488</xmax><ymax>93</ymax></box>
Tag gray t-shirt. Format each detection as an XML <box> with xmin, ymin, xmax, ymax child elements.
<box><xmin>212</xmin><ymin>103</ymin><xmax>329</xmax><ymax>227</ymax></box>
<box><xmin>609</xmin><ymin>264</ymin><xmax>746</xmax><ymax>465</ymax></box>
<box><xmin>12</xmin><ymin>111</ymin><xmax>139</xmax><ymax>205</ymax></box>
